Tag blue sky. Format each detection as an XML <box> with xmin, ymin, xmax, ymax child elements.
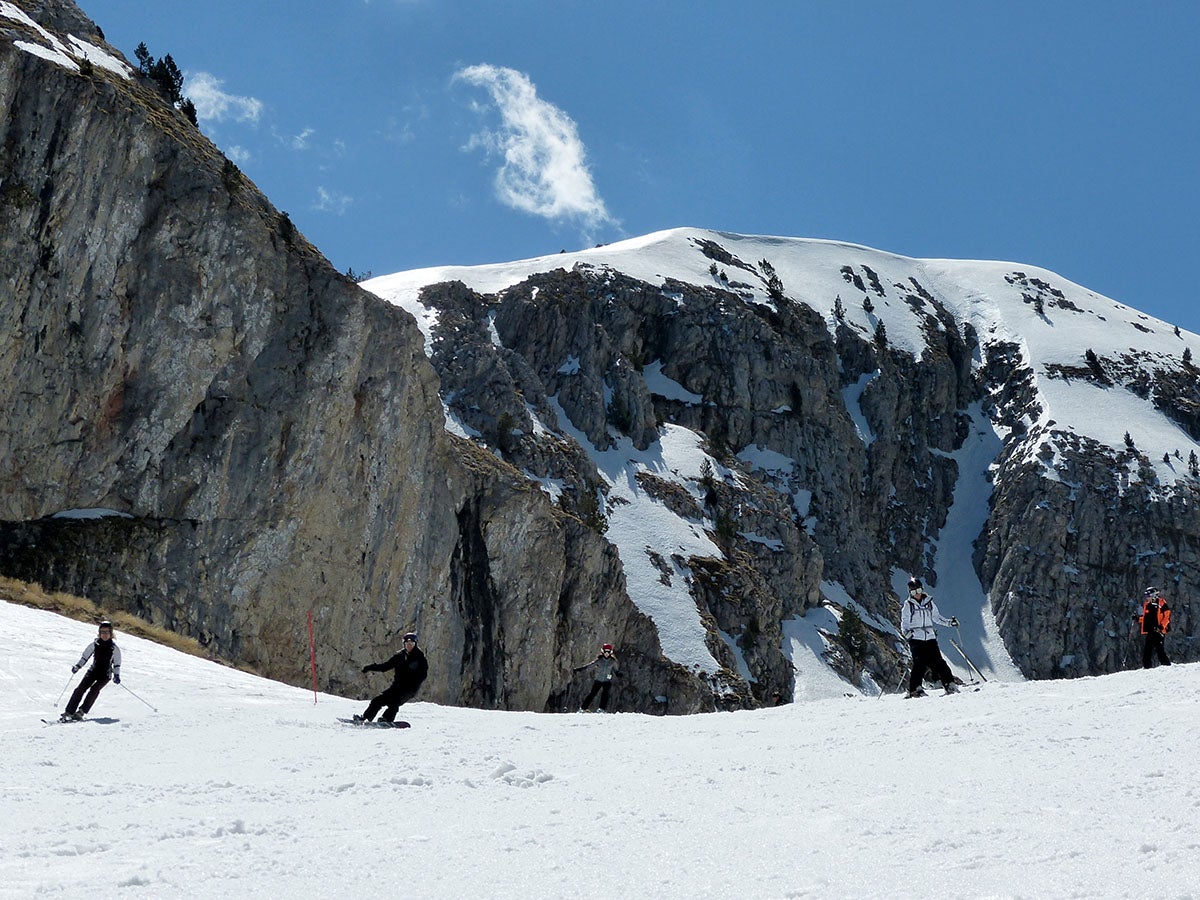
<box><xmin>85</xmin><ymin>1</ymin><xmax>1200</xmax><ymax>331</ymax></box>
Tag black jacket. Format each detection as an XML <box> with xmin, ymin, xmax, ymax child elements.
<box><xmin>364</xmin><ymin>647</ymin><xmax>428</xmax><ymax>691</ymax></box>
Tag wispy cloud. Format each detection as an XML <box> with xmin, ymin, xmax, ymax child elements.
<box><xmin>186</xmin><ymin>72</ymin><xmax>263</xmax><ymax>124</ymax></box>
<box><xmin>454</xmin><ymin>64</ymin><xmax>614</xmax><ymax>236</ymax></box>
<box><xmin>290</xmin><ymin>127</ymin><xmax>315</xmax><ymax>151</ymax></box>
<box><xmin>314</xmin><ymin>187</ymin><xmax>352</xmax><ymax>215</ymax></box>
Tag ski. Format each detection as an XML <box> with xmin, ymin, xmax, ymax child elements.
<box><xmin>900</xmin><ymin>683</ymin><xmax>983</xmax><ymax>699</ymax></box>
<box><xmin>336</xmin><ymin>717</ymin><xmax>411</xmax><ymax>729</ymax></box>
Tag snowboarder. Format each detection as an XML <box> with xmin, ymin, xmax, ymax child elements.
<box><xmin>576</xmin><ymin>642</ymin><xmax>619</xmax><ymax>712</ymax></box>
<box><xmin>1137</xmin><ymin>587</ymin><xmax>1172</xmax><ymax>669</ymax></box>
<box><xmin>62</xmin><ymin>620</ymin><xmax>122</xmax><ymax>721</ymax></box>
<box><xmin>900</xmin><ymin>579</ymin><xmax>960</xmax><ymax>697</ymax></box>
<box><xmin>356</xmin><ymin>632</ymin><xmax>428</xmax><ymax>723</ymax></box>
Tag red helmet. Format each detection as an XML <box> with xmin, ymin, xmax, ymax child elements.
<box><xmin>601</xmin><ymin>643</ymin><xmax>614</xmax><ymax>652</ymax></box>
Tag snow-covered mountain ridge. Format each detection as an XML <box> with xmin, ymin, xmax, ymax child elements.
<box><xmin>371</xmin><ymin>227</ymin><xmax>1200</xmax><ymax>481</ymax></box>
<box><xmin>366</xmin><ymin>228</ymin><xmax>1200</xmax><ymax>691</ymax></box>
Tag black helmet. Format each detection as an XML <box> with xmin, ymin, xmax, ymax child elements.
<box><xmin>1144</xmin><ymin>587</ymin><xmax>1159</xmax><ymax>597</ymax></box>
<box><xmin>98</xmin><ymin>620</ymin><xmax>113</xmax><ymax>630</ymax></box>
<box><xmin>403</xmin><ymin>632</ymin><xmax>418</xmax><ymax>643</ymax></box>
<box><xmin>907</xmin><ymin>578</ymin><xmax>922</xmax><ymax>591</ymax></box>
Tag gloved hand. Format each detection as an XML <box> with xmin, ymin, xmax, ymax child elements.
<box><xmin>949</xmin><ymin>617</ymin><xmax>959</xmax><ymax>627</ymax></box>
<box><xmin>113</xmin><ymin>674</ymin><xmax>120</xmax><ymax>684</ymax></box>
<box><xmin>71</xmin><ymin>664</ymin><xmax>80</xmax><ymax>673</ymax></box>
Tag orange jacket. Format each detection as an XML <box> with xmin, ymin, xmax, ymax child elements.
<box><xmin>1139</xmin><ymin>597</ymin><xmax>1171</xmax><ymax>635</ymax></box>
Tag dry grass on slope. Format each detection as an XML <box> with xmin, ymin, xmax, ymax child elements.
<box><xmin>0</xmin><ymin>576</ymin><xmax>252</xmax><ymax>672</ymax></box>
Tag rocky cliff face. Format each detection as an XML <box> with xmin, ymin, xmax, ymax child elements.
<box><xmin>0</xmin><ymin>0</ymin><xmax>711</xmax><ymax>713</ymax></box>
<box><xmin>385</xmin><ymin>264</ymin><xmax>986</xmax><ymax>698</ymax></box>
<box><xmin>369</xmin><ymin>237</ymin><xmax>1200</xmax><ymax>688</ymax></box>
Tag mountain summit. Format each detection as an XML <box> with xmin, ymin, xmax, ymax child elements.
<box><xmin>366</xmin><ymin>227</ymin><xmax>1200</xmax><ymax>690</ymax></box>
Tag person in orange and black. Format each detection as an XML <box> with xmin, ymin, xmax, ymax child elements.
<box><xmin>576</xmin><ymin>643</ymin><xmax>619</xmax><ymax>712</ymax></box>
<box><xmin>1137</xmin><ymin>587</ymin><xmax>1172</xmax><ymax>669</ymax></box>
<box><xmin>356</xmin><ymin>632</ymin><xmax>428</xmax><ymax>723</ymax></box>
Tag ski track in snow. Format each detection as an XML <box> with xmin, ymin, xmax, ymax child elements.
<box><xmin>4</xmin><ymin>601</ymin><xmax>1198</xmax><ymax>899</ymax></box>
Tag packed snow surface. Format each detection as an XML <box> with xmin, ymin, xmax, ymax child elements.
<box><xmin>4</xmin><ymin>601</ymin><xmax>1196</xmax><ymax>899</ymax></box>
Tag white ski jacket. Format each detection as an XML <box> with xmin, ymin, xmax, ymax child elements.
<box><xmin>900</xmin><ymin>592</ymin><xmax>952</xmax><ymax>641</ymax></box>
<box><xmin>76</xmin><ymin>639</ymin><xmax>122</xmax><ymax>678</ymax></box>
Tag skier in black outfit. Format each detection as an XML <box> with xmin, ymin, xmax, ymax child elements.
<box><xmin>62</xmin><ymin>620</ymin><xmax>122</xmax><ymax>721</ymax></box>
<box><xmin>576</xmin><ymin>643</ymin><xmax>619</xmax><ymax>712</ymax></box>
<box><xmin>899</xmin><ymin>579</ymin><xmax>960</xmax><ymax>698</ymax></box>
<box><xmin>356</xmin><ymin>632</ymin><xmax>428</xmax><ymax>723</ymax></box>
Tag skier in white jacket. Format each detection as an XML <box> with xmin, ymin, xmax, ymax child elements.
<box><xmin>900</xmin><ymin>579</ymin><xmax>959</xmax><ymax>698</ymax></box>
<box><xmin>62</xmin><ymin>620</ymin><xmax>122</xmax><ymax>720</ymax></box>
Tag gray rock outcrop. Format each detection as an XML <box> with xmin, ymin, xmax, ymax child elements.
<box><xmin>0</xmin><ymin>0</ymin><xmax>710</xmax><ymax>712</ymax></box>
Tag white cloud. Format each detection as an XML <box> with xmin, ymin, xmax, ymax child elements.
<box><xmin>454</xmin><ymin>64</ymin><xmax>614</xmax><ymax>235</ymax></box>
<box><xmin>186</xmin><ymin>72</ymin><xmax>263</xmax><ymax>124</ymax></box>
<box><xmin>226</xmin><ymin>145</ymin><xmax>252</xmax><ymax>165</ymax></box>
<box><xmin>291</xmin><ymin>127</ymin><xmax>315</xmax><ymax>151</ymax></box>
<box><xmin>314</xmin><ymin>187</ymin><xmax>352</xmax><ymax>215</ymax></box>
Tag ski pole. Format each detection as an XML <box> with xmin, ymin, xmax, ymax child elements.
<box><xmin>879</xmin><ymin>658</ymin><xmax>910</xmax><ymax>699</ymax></box>
<box><xmin>53</xmin><ymin>671</ymin><xmax>76</xmax><ymax>709</ymax></box>
<box><xmin>307</xmin><ymin>610</ymin><xmax>318</xmax><ymax>705</ymax></box>
<box><xmin>951</xmin><ymin>626</ymin><xmax>988</xmax><ymax>682</ymax></box>
<box><xmin>119</xmin><ymin>682</ymin><xmax>158</xmax><ymax>712</ymax></box>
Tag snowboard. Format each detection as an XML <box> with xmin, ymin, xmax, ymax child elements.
<box><xmin>337</xmin><ymin>717</ymin><xmax>411</xmax><ymax>728</ymax></box>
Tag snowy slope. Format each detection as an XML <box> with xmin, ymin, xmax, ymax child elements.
<box><xmin>3</xmin><ymin>600</ymin><xmax>1197</xmax><ymax>899</ymax></box>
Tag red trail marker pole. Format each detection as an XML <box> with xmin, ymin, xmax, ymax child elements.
<box><xmin>307</xmin><ymin>610</ymin><xmax>318</xmax><ymax>704</ymax></box>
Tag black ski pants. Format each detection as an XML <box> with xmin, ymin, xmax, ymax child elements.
<box><xmin>907</xmin><ymin>638</ymin><xmax>955</xmax><ymax>693</ymax></box>
<box><xmin>363</xmin><ymin>684</ymin><xmax>418</xmax><ymax>722</ymax></box>
<box><xmin>66</xmin><ymin>669</ymin><xmax>109</xmax><ymax>716</ymax></box>
<box><xmin>581</xmin><ymin>680</ymin><xmax>612</xmax><ymax>711</ymax></box>
<box><xmin>1142</xmin><ymin>632</ymin><xmax>1171</xmax><ymax>668</ymax></box>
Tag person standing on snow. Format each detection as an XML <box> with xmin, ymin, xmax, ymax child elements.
<box><xmin>62</xmin><ymin>620</ymin><xmax>122</xmax><ymax>721</ymax></box>
<box><xmin>900</xmin><ymin>579</ymin><xmax>960</xmax><ymax>698</ymax></box>
<box><xmin>1137</xmin><ymin>587</ymin><xmax>1172</xmax><ymax>669</ymax></box>
<box><xmin>355</xmin><ymin>632</ymin><xmax>428</xmax><ymax>723</ymax></box>
<box><xmin>576</xmin><ymin>642</ymin><xmax>620</xmax><ymax>712</ymax></box>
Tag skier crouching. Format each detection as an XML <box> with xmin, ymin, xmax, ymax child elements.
<box><xmin>356</xmin><ymin>632</ymin><xmax>428</xmax><ymax>723</ymax></box>
<box><xmin>900</xmin><ymin>579</ymin><xmax>959</xmax><ymax>698</ymax></box>
<box><xmin>62</xmin><ymin>620</ymin><xmax>121</xmax><ymax>721</ymax></box>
